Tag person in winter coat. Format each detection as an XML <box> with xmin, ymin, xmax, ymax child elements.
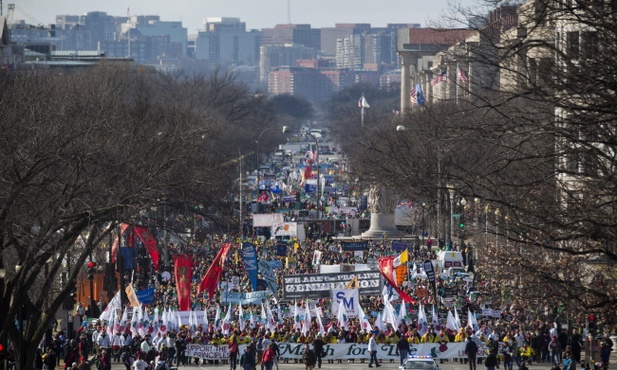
<box><xmin>484</xmin><ymin>352</ymin><xmax>498</xmax><ymax>370</ymax></box>
<box><xmin>262</xmin><ymin>343</ymin><xmax>277</xmax><ymax>370</ymax></box>
<box><xmin>465</xmin><ymin>336</ymin><xmax>479</xmax><ymax>370</ymax></box>
<box><xmin>396</xmin><ymin>335</ymin><xmax>411</xmax><ymax>368</ymax></box>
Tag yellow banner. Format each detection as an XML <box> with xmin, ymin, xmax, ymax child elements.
<box><xmin>125</xmin><ymin>284</ymin><xmax>140</xmax><ymax>307</ymax></box>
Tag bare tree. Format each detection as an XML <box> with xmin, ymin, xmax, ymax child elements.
<box><xmin>0</xmin><ymin>63</ymin><xmax>273</xmax><ymax>369</ymax></box>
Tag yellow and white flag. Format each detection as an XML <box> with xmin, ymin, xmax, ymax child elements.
<box><xmin>393</xmin><ymin>249</ymin><xmax>408</xmax><ymax>267</ymax></box>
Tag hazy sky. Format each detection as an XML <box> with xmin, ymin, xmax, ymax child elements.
<box><xmin>12</xmin><ymin>0</ymin><xmax>478</xmax><ymax>33</ymax></box>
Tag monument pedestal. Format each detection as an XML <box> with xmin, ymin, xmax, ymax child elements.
<box><xmin>360</xmin><ymin>213</ymin><xmax>404</xmax><ymax>239</ymax></box>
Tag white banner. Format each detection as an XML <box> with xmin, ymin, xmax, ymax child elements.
<box><xmin>186</xmin><ymin>342</ymin><xmax>487</xmax><ymax>360</ymax></box>
<box><xmin>252</xmin><ymin>213</ymin><xmax>285</xmax><ymax>227</ymax></box>
<box><xmin>319</xmin><ymin>264</ymin><xmax>371</xmax><ymax>274</ymax></box>
<box><xmin>273</xmin><ymin>222</ymin><xmax>297</xmax><ymax>236</ymax></box>
<box><xmin>186</xmin><ymin>344</ymin><xmax>230</xmax><ymax>360</ymax></box>
<box><xmin>331</xmin><ymin>289</ymin><xmax>360</xmax><ymax>317</ymax></box>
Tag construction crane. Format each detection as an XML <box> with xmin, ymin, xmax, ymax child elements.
<box><xmin>7</xmin><ymin>3</ymin><xmax>46</xmax><ymax>28</ymax></box>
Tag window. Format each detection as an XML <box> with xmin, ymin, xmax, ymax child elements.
<box><xmin>566</xmin><ymin>31</ymin><xmax>580</xmax><ymax>59</ymax></box>
<box><xmin>581</xmin><ymin>31</ymin><xmax>599</xmax><ymax>61</ymax></box>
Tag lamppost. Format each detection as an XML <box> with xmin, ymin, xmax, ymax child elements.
<box><xmin>255</xmin><ymin>128</ymin><xmax>280</xmax><ymax>203</ymax></box>
<box><xmin>421</xmin><ymin>202</ymin><xmax>426</xmax><ymax>248</ymax></box>
<box><xmin>459</xmin><ymin>197</ymin><xmax>467</xmax><ymax>245</ymax></box>
<box><xmin>283</xmin><ymin>126</ymin><xmax>320</xmax><ymax>219</ymax></box>
<box><xmin>494</xmin><ymin>208</ymin><xmax>501</xmax><ymax>247</ymax></box>
<box><xmin>447</xmin><ymin>184</ymin><xmax>455</xmax><ymax>249</ymax></box>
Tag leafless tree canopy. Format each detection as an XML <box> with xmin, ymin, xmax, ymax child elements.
<box><xmin>0</xmin><ymin>63</ymin><xmax>277</xmax><ymax>369</ymax></box>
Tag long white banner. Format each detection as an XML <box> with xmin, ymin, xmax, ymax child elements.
<box><xmin>186</xmin><ymin>342</ymin><xmax>487</xmax><ymax>360</ymax></box>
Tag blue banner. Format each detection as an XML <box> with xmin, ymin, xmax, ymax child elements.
<box><xmin>305</xmin><ymin>183</ymin><xmax>317</xmax><ymax>193</ymax></box>
<box><xmin>119</xmin><ymin>247</ymin><xmax>136</xmax><ymax>270</ymax></box>
<box><xmin>276</xmin><ymin>242</ymin><xmax>288</xmax><ymax>256</ymax></box>
<box><xmin>392</xmin><ymin>241</ymin><xmax>413</xmax><ymax>252</ymax></box>
<box><xmin>341</xmin><ymin>241</ymin><xmax>368</xmax><ymax>251</ymax></box>
<box><xmin>242</xmin><ymin>242</ymin><xmax>258</xmax><ymax>291</ymax></box>
<box><xmin>259</xmin><ymin>260</ymin><xmax>279</xmax><ymax>294</ymax></box>
<box><xmin>268</xmin><ymin>260</ymin><xmax>282</xmax><ymax>269</ymax></box>
<box><xmin>135</xmin><ymin>287</ymin><xmax>155</xmax><ymax>305</ymax></box>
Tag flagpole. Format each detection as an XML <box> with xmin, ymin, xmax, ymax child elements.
<box><xmin>455</xmin><ymin>62</ymin><xmax>459</xmax><ymax>105</ymax></box>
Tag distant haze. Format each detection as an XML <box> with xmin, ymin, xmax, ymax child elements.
<box><xmin>14</xmin><ymin>0</ymin><xmax>477</xmax><ymax>33</ymax></box>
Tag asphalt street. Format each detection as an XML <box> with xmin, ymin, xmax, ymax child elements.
<box><xmin>101</xmin><ymin>359</ymin><xmax>574</xmax><ymax>370</ymax></box>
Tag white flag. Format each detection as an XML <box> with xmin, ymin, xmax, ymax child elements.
<box><xmin>454</xmin><ymin>306</ymin><xmax>461</xmax><ymax>330</ymax></box>
<box><xmin>100</xmin><ymin>290</ymin><xmax>121</xmax><ymax>322</ymax></box>
<box><xmin>375</xmin><ymin>311</ymin><xmax>385</xmax><ymax>331</ymax></box>
<box><xmin>222</xmin><ymin>304</ymin><xmax>232</xmax><ymax>335</ymax></box>
<box><xmin>358</xmin><ymin>96</ymin><xmax>370</xmax><ymax>109</ymax></box>
<box><xmin>446</xmin><ymin>310</ymin><xmax>458</xmax><ymax>331</ymax></box>
<box><xmin>359</xmin><ymin>305</ymin><xmax>373</xmax><ymax>332</ymax></box>
<box><xmin>417</xmin><ymin>304</ymin><xmax>429</xmax><ymax>336</ymax></box>
<box><xmin>337</xmin><ymin>299</ymin><xmax>348</xmax><ymax>330</ymax></box>
<box><xmin>239</xmin><ymin>304</ymin><xmax>245</xmax><ymax>331</ymax></box>
<box><xmin>431</xmin><ymin>305</ymin><xmax>441</xmax><ymax>331</ymax></box>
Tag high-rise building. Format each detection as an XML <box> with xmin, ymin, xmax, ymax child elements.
<box><xmin>194</xmin><ymin>17</ymin><xmax>262</xmax><ymax>65</ymax></box>
<box><xmin>320</xmin><ymin>23</ymin><xmax>371</xmax><ymax>56</ymax></box>
<box><xmin>259</xmin><ymin>43</ymin><xmax>319</xmax><ymax>83</ymax></box>
<box><xmin>262</xmin><ymin>24</ymin><xmax>321</xmax><ymax>50</ymax></box>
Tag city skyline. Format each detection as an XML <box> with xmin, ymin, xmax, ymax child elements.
<box><xmin>12</xmin><ymin>0</ymin><xmax>477</xmax><ymax>32</ymax></box>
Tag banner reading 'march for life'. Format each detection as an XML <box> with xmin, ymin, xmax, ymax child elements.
<box><xmin>186</xmin><ymin>342</ymin><xmax>487</xmax><ymax>360</ymax></box>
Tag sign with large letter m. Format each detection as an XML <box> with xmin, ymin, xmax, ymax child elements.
<box><xmin>331</xmin><ymin>289</ymin><xmax>360</xmax><ymax>318</ymax></box>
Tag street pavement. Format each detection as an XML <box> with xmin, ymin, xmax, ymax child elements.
<box><xmin>99</xmin><ymin>358</ymin><xmax>567</xmax><ymax>370</ymax></box>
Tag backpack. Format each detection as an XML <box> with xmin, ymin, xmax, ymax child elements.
<box><xmin>239</xmin><ymin>353</ymin><xmax>246</xmax><ymax>366</ymax></box>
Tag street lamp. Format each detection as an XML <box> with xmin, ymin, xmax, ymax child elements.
<box><xmin>282</xmin><ymin>126</ymin><xmax>320</xmax><ymax>219</ymax></box>
<box><xmin>447</xmin><ymin>184</ymin><xmax>455</xmax><ymax>249</ymax></box>
<box><xmin>255</xmin><ymin>128</ymin><xmax>280</xmax><ymax>203</ymax></box>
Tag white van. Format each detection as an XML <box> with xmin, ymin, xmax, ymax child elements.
<box><xmin>436</xmin><ymin>251</ymin><xmax>464</xmax><ymax>273</ymax></box>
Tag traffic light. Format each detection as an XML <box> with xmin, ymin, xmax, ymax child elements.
<box><xmin>87</xmin><ymin>261</ymin><xmax>96</xmax><ymax>280</ymax></box>
<box><xmin>64</xmin><ymin>280</ymin><xmax>78</xmax><ymax>310</ymax></box>
<box><xmin>588</xmin><ymin>314</ymin><xmax>597</xmax><ymax>334</ymax></box>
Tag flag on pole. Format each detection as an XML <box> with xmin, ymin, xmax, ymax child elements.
<box><xmin>359</xmin><ymin>305</ymin><xmax>373</xmax><ymax>332</ymax></box>
<box><xmin>446</xmin><ymin>310</ymin><xmax>458</xmax><ymax>331</ymax></box>
<box><xmin>375</xmin><ymin>311</ymin><xmax>385</xmax><ymax>331</ymax></box>
<box><xmin>358</xmin><ymin>96</ymin><xmax>370</xmax><ymax>109</ymax></box>
<box><xmin>302</xmin><ymin>304</ymin><xmax>311</xmax><ymax>335</ymax></box>
<box><xmin>266</xmin><ymin>302</ymin><xmax>277</xmax><ymax>331</ymax></box>
<box><xmin>239</xmin><ymin>304</ymin><xmax>245</xmax><ymax>331</ymax></box>
<box><xmin>410</xmin><ymin>85</ymin><xmax>417</xmax><ymax>104</ymax></box>
<box><xmin>457</xmin><ymin>67</ymin><xmax>469</xmax><ymax>83</ymax></box>
<box><xmin>345</xmin><ymin>275</ymin><xmax>359</xmax><ymax>289</ymax></box>
<box><xmin>399</xmin><ymin>301</ymin><xmax>408</xmax><ymax>324</ymax></box>
<box><xmin>293</xmin><ymin>301</ymin><xmax>301</xmax><ymax>330</ymax></box>
<box><xmin>378</xmin><ymin>256</ymin><xmax>415</xmax><ymax>303</ymax></box>
<box><xmin>468</xmin><ymin>309</ymin><xmax>479</xmax><ymax>332</ymax></box>
<box><xmin>222</xmin><ymin>304</ymin><xmax>232</xmax><ymax>335</ymax></box>
<box><xmin>316</xmin><ymin>306</ymin><xmax>326</xmax><ymax>335</ymax></box>
<box><xmin>454</xmin><ymin>306</ymin><xmax>461</xmax><ymax>330</ymax></box>
<box><xmin>337</xmin><ymin>299</ymin><xmax>348</xmax><ymax>329</ymax></box>
<box><xmin>431</xmin><ymin>305</ymin><xmax>441</xmax><ymax>331</ymax></box>
<box><xmin>417</xmin><ymin>304</ymin><xmax>429</xmax><ymax>336</ymax></box>
<box><xmin>393</xmin><ymin>249</ymin><xmax>408</xmax><ymax>267</ymax></box>
<box><xmin>416</xmin><ymin>84</ymin><xmax>426</xmax><ymax>107</ymax></box>
<box><xmin>198</xmin><ymin>243</ymin><xmax>232</xmax><ymax>299</ymax></box>
<box><xmin>431</xmin><ymin>69</ymin><xmax>447</xmax><ymax>86</ymax></box>
<box><xmin>214</xmin><ymin>305</ymin><xmax>222</xmax><ymax>329</ymax></box>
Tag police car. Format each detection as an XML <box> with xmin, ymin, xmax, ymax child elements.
<box><xmin>403</xmin><ymin>355</ymin><xmax>440</xmax><ymax>370</ymax></box>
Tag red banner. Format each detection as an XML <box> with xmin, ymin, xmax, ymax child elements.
<box><xmin>111</xmin><ymin>224</ymin><xmax>160</xmax><ymax>271</ymax></box>
<box><xmin>174</xmin><ymin>254</ymin><xmax>193</xmax><ymax>311</ymax></box>
<box><xmin>111</xmin><ymin>224</ymin><xmax>129</xmax><ymax>264</ymax></box>
<box><xmin>378</xmin><ymin>256</ymin><xmax>415</xmax><ymax>304</ymax></box>
<box><xmin>198</xmin><ymin>243</ymin><xmax>232</xmax><ymax>299</ymax></box>
<box><xmin>133</xmin><ymin>226</ymin><xmax>160</xmax><ymax>271</ymax></box>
